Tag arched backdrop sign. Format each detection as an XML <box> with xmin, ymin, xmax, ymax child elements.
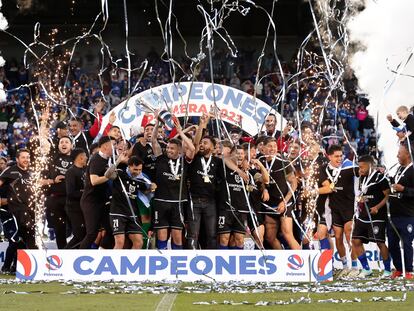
<box><xmin>101</xmin><ymin>82</ymin><xmax>286</xmax><ymax>139</ymax></box>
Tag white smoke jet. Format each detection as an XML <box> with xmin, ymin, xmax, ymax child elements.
<box><xmin>0</xmin><ymin>0</ymin><xmax>7</xmax><ymax>31</ymax></box>
<box><xmin>348</xmin><ymin>0</ymin><xmax>414</xmax><ymax>167</ymax></box>
<box><xmin>0</xmin><ymin>82</ymin><xmax>6</xmax><ymax>103</ymax></box>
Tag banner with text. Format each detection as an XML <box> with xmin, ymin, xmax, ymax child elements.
<box><xmin>16</xmin><ymin>249</ymin><xmax>333</xmax><ymax>282</ymax></box>
<box><xmin>101</xmin><ymin>82</ymin><xmax>285</xmax><ymax>139</ymax></box>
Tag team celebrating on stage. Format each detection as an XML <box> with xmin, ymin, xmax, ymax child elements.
<box><xmin>0</xmin><ymin>104</ymin><xmax>413</xmax><ymax>281</ymax></box>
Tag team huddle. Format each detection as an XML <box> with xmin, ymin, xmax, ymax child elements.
<box><xmin>0</xmin><ymin>109</ymin><xmax>413</xmax><ymax>280</ymax></box>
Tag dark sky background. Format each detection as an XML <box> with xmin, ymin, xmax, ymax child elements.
<box><xmin>2</xmin><ymin>0</ymin><xmax>312</xmax><ymax>37</ymax></box>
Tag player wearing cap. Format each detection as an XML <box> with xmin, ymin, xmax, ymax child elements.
<box><xmin>79</xmin><ymin>136</ymin><xmax>115</xmax><ymax>249</ymax></box>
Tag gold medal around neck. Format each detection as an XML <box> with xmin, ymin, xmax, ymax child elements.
<box><xmin>246</xmin><ymin>184</ymin><xmax>254</xmax><ymax>192</ymax></box>
<box><xmin>203</xmin><ymin>175</ymin><xmax>211</xmax><ymax>183</ymax></box>
<box><xmin>329</xmin><ymin>182</ymin><xmax>336</xmax><ymax>190</ymax></box>
<box><xmin>175</xmin><ymin>175</ymin><xmax>181</xmax><ymax>181</ymax></box>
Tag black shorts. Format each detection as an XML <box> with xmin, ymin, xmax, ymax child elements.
<box><xmin>247</xmin><ymin>212</ymin><xmax>264</xmax><ymax>232</ymax></box>
<box><xmin>331</xmin><ymin>206</ymin><xmax>354</xmax><ymax>228</ymax></box>
<box><xmin>217</xmin><ymin>209</ymin><xmax>247</xmax><ymax>235</ymax></box>
<box><xmin>110</xmin><ymin>214</ymin><xmax>142</xmax><ymax>235</ymax></box>
<box><xmin>352</xmin><ymin>218</ymin><xmax>386</xmax><ymax>243</ymax></box>
<box><xmin>153</xmin><ymin>200</ymin><xmax>185</xmax><ymax>230</ymax></box>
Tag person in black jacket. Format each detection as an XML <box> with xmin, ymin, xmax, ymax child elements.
<box><xmin>79</xmin><ymin>135</ymin><xmax>115</xmax><ymax>249</ymax></box>
<box><xmin>388</xmin><ymin>142</ymin><xmax>414</xmax><ymax>279</ymax></box>
<box><xmin>0</xmin><ymin>149</ymin><xmax>35</xmax><ymax>249</ymax></box>
<box><xmin>65</xmin><ymin>149</ymin><xmax>87</xmax><ymax>249</ymax></box>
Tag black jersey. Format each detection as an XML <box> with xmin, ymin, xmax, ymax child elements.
<box><xmin>65</xmin><ymin>165</ymin><xmax>85</xmax><ymax>206</ymax></box>
<box><xmin>357</xmin><ymin>172</ymin><xmax>388</xmax><ymax>220</ymax></box>
<box><xmin>110</xmin><ymin>169</ymin><xmax>148</xmax><ymax>217</ymax></box>
<box><xmin>47</xmin><ymin>153</ymin><xmax>73</xmax><ymax>195</ymax></box>
<box><xmin>247</xmin><ymin>168</ymin><xmax>262</xmax><ymax>212</ymax></box>
<box><xmin>389</xmin><ymin>164</ymin><xmax>414</xmax><ymax>217</ymax></box>
<box><xmin>72</xmin><ymin>131</ymin><xmax>93</xmax><ymax>155</ymax></box>
<box><xmin>188</xmin><ymin>154</ymin><xmax>223</xmax><ymax>199</ymax></box>
<box><xmin>222</xmin><ymin>166</ymin><xmax>250</xmax><ymax>213</ymax></box>
<box><xmin>154</xmin><ymin>155</ymin><xmax>190</xmax><ymax>202</ymax></box>
<box><xmin>260</xmin><ymin>156</ymin><xmax>294</xmax><ymax>206</ymax></box>
<box><xmin>0</xmin><ymin>165</ymin><xmax>32</xmax><ymax>212</ymax></box>
<box><xmin>320</xmin><ymin>164</ymin><xmax>357</xmax><ymax>210</ymax></box>
<box><xmin>81</xmin><ymin>152</ymin><xmax>110</xmax><ymax>203</ymax></box>
<box><xmin>131</xmin><ymin>142</ymin><xmax>156</xmax><ymax>181</ymax></box>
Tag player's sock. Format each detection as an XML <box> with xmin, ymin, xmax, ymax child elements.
<box><xmin>171</xmin><ymin>242</ymin><xmax>182</xmax><ymax>250</ymax></box>
<box><xmin>358</xmin><ymin>253</ymin><xmax>370</xmax><ymax>271</ymax></box>
<box><xmin>157</xmin><ymin>239</ymin><xmax>168</xmax><ymax>250</ymax></box>
<box><xmin>320</xmin><ymin>238</ymin><xmax>330</xmax><ymax>250</ymax></box>
<box><xmin>352</xmin><ymin>260</ymin><xmax>358</xmax><ymax>269</ymax></box>
<box><xmin>383</xmin><ymin>257</ymin><xmax>391</xmax><ymax>272</ymax></box>
<box><xmin>341</xmin><ymin>256</ymin><xmax>349</xmax><ymax>269</ymax></box>
<box><xmin>219</xmin><ymin>245</ymin><xmax>229</xmax><ymax>249</ymax></box>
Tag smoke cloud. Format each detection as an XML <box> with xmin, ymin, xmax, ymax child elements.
<box><xmin>348</xmin><ymin>0</ymin><xmax>414</xmax><ymax>166</ymax></box>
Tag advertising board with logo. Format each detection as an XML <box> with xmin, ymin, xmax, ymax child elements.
<box><xmin>16</xmin><ymin>250</ymin><xmax>333</xmax><ymax>282</ymax></box>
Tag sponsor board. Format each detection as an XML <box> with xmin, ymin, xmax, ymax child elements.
<box><xmin>16</xmin><ymin>250</ymin><xmax>333</xmax><ymax>282</ymax></box>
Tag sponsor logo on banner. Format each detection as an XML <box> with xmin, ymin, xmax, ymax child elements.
<box><xmin>287</xmin><ymin>255</ymin><xmax>304</xmax><ymax>270</ymax></box>
<box><xmin>286</xmin><ymin>254</ymin><xmax>306</xmax><ymax>277</ymax></box>
<box><xmin>17</xmin><ymin>250</ymin><xmax>329</xmax><ymax>282</ymax></box>
<box><xmin>16</xmin><ymin>250</ymin><xmax>38</xmax><ymax>281</ymax></box>
<box><xmin>45</xmin><ymin>255</ymin><xmax>63</xmax><ymax>271</ymax></box>
<box><xmin>311</xmin><ymin>250</ymin><xmax>333</xmax><ymax>282</ymax></box>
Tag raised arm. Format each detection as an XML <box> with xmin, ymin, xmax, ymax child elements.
<box><xmin>174</xmin><ymin>117</ymin><xmax>195</xmax><ymax>161</ymax></box>
<box><xmin>151</xmin><ymin>111</ymin><xmax>162</xmax><ymax>157</ymax></box>
<box><xmin>194</xmin><ymin>113</ymin><xmax>210</xmax><ymax>153</ymax></box>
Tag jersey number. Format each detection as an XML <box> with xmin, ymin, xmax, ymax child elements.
<box><xmin>113</xmin><ymin>219</ymin><xmax>119</xmax><ymax>230</ymax></box>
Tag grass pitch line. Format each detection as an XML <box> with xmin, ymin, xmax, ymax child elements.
<box><xmin>156</xmin><ymin>293</ymin><xmax>177</xmax><ymax>311</ymax></box>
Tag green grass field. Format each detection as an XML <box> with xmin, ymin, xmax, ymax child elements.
<box><xmin>0</xmin><ymin>275</ymin><xmax>413</xmax><ymax>311</ymax></box>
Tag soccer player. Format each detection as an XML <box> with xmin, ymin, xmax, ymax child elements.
<box><xmin>319</xmin><ymin>144</ymin><xmax>358</xmax><ymax>278</ymax></box>
<box><xmin>241</xmin><ymin>142</ymin><xmax>270</xmax><ymax>249</ymax></box>
<box><xmin>42</xmin><ymin>136</ymin><xmax>73</xmax><ymax>249</ymax></box>
<box><xmin>79</xmin><ymin>136</ymin><xmax>115</xmax><ymax>249</ymax></box>
<box><xmin>388</xmin><ymin>142</ymin><xmax>414</xmax><ymax>279</ymax></box>
<box><xmin>151</xmin><ymin>114</ymin><xmax>195</xmax><ymax>249</ymax></box>
<box><xmin>131</xmin><ymin>123</ymin><xmax>157</xmax><ymax>181</ymax></box>
<box><xmin>260</xmin><ymin>137</ymin><xmax>298</xmax><ymax>249</ymax></box>
<box><xmin>0</xmin><ymin>157</ymin><xmax>19</xmax><ymax>273</ymax></box>
<box><xmin>65</xmin><ymin>148</ymin><xmax>87</xmax><ymax>249</ymax></box>
<box><xmin>217</xmin><ymin>146</ymin><xmax>251</xmax><ymax>249</ymax></box>
<box><xmin>0</xmin><ymin>149</ymin><xmax>35</xmax><ymax>249</ymax></box>
<box><xmin>106</xmin><ymin>155</ymin><xmax>154</xmax><ymax>249</ymax></box>
<box><xmin>348</xmin><ymin>155</ymin><xmax>390</xmax><ymax>278</ymax></box>
<box><xmin>187</xmin><ymin>112</ymin><xmax>222</xmax><ymax>249</ymax></box>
